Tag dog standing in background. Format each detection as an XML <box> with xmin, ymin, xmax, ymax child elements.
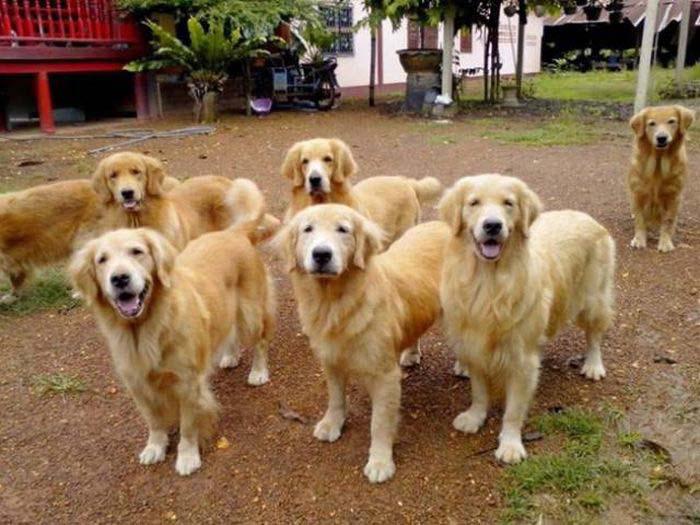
<box><xmin>627</xmin><ymin>105</ymin><xmax>695</xmax><ymax>252</ymax></box>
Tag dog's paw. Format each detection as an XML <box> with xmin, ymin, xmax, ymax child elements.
<box><xmin>0</xmin><ymin>293</ymin><xmax>18</xmax><ymax>305</ymax></box>
<box><xmin>495</xmin><ymin>438</ymin><xmax>527</xmax><ymax>464</ymax></box>
<box><xmin>219</xmin><ymin>353</ymin><xmax>240</xmax><ymax>369</ymax></box>
<box><xmin>453</xmin><ymin>409</ymin><xmax>485</xmax><ymax>434</ymax></box>
<box><xmin>399</xmin><ymin>348</ymin><xmax>421</xmax><ymax>367</ymax></box>
<box><xmin>139</xmin><ymin>443</ymin><xmax>166</xmax><ymax>465</ymax></box>
<box><xmin>313</xmin><ymin>417</ymin><xmax>343</xmax><ymax>442</ymax></box>
<box><xmin>453</xmin><ymin>360</ymin><xmax>470</xmax><ymax>378</ymax></box>
<box><xmin>581</xmin><ymin>361</ymin><xmax>606</xmax><ymax>381</ymax></box>
<box><xmin>247</xmin><ymin>368</ymin><xmax>269</xmax><ymax>386</ymax></box>
<box><xmin>363</xmin><ymin>457</ymin><xmax>396</xmax><ymax>484</ymax></box>
<box><xmin>630</xmin><ymin>235</ymin><xmax>647</xmax><ymax>249</ymax></box>
<box><xmin>657</xmin><ymin>237</ymin><xmax>675</xmax><ymax>253</ymax></box>
<box><xmin>175</xmin><ymin>450</ymin><xmax>202</xmax><ymax>476</ymax></box>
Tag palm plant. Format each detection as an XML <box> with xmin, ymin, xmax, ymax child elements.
<box><xmin>126</xmin><ymin>17</ymin><xmax>268</xmax><ymax>122</ymax></box>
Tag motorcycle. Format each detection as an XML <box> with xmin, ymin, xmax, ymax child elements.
<box><xmin>250</xmin><ymin>29</ymin><xmax>341</xmax><ymax>112</ymax></box>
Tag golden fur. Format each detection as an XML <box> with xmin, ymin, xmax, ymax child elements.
<box><xmin>627</xmin><ymin>105</ymin><xmax>695</xmax><ymax>252</ymax></box>
<box><xmin>69</xmin><ymin>225</ymin><xmax>275</xmax><ymax>476</ymax></box>
<box><xmin>0</xmin><ymin>179</ymin><xmax>100</xmax><ymax>303</ymax></box>
<box><xmin>276</xmin><ymin>204</ymin><xmax>450</xmax><ymax>483</ymax></box>
<box><xmin>281</xmin><ymin>138</ymin><xmax>443</xmax><ymax>242</ymax></box>
<box><xmin>439</xmin><ymin>174</ymin><xmax>615</xmax><ymax>464</ymax></box>
<box><xmin>93</xmin><ymin>152</ymin><xmax>276</xmax><ymax>250</ymax></box>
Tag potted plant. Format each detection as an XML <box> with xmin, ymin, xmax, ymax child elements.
<box><xmin>575</xmin><ymin>0</ymin><xmax>588</xmax><ymax>6</ymax></box>
<box><xmin>126</xmin><ymin>17</ymin><xmax>268</xmax><ymax>123</ymax></box>
<box><xmin>563</xmin><ymin>1</ymin><xmax>577</xmax><ymax>15</ymax></box>
<box><xmin>605</xmin><ymin>0</ymin><xmax>623</xmax><ymax>11</ymax></box>
<box><xmin>501</xmin><ymin>78</ymin><xmax>520</xmax><ymax>107</ymax></box>
<box><xmin>583</xmin><ymin>1</ymin><xmax>603</xmax><ymax>20</ymax></box>
<box><xmin>609</xmin><ymin>10</ymin><xmax>623</xmax><ymax>23</ymax></box>
<box><xmin>504</xmin><ymin>1</ymin><xmax>518</xmax><ymax>17</ymax></box>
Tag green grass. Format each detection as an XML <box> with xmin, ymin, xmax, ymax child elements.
<box><xmin>501</xmin><ymin>409</ymin><xmax>637</xmax><ymax>523</ymax></box>
<box><xmin>483</xmin><ymin>117</ymin><xmax>599</xmax><ymax>147</ymax></box>
<box><xmin>531</xmin><ymin>66</ymin><xmax>700</xmax><ymax>103</ymax></box>
<box><xmin>458</xmin><ymin>66</ymin><xmax>700</xmax><ymax>104</ymax></box>
<box><xmin>0</xmin><ymin>267</ymin><xmax>80</xmax><ymax>316</ymax></box>
<box><xmin>31</xmin><ymin>373</ymin><xmax>87</xmax><ymax>396</ymax></box>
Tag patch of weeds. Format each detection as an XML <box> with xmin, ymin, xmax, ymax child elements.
<box><xmin>32</xmin><ymin>373</ymin><xmax>87</xmax><ymax>396</ymax></box>
<box><xmin>618</xmin><ymin>431</ymin><xmax>643</xmax><ymax>449</ymax></box>
<box><xmin>427</xmin><ymin>134</ymin><xmax>458</xmax><ymax>145</ymax></box>
<box><xmin>484</xmin><ymin>118</ymin><xmax>599</xmax><ymax>147</ymax></box>
<box><xmin>501</xmin><ymin>408</ymin><xmax>638</xmax><ymax>523</ymax></box>
<box><xmin>0</xmin><ymin>267</ymin><xmax>80</xmax><ymax>316</ymax></box>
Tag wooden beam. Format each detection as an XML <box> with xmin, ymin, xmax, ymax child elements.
<box><xmin>675</xmin><ymin>0</ymin><xmax>692</xmax><ymax>87</ymax></box>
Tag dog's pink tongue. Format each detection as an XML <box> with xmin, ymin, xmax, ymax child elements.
<box><xmin>481</xmin><ymin>242</ymin><xmax>502</xmax><ymax>259</ymax></box>
<box><xmin>117</xmin><ymin>295</ymin><xmax>140</xmax><ymax>316</ymax></box>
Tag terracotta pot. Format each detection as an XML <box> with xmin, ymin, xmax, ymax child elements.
<box><xmin>397</xmin><ymin>49</ymin><xmax>442</xmax><ymax>73</ymax></box>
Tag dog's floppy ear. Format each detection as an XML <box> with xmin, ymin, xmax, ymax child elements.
<box><xmin>91</xmin><ymin>158</ymin><xmax>113</xmax><ymax>204</ymax></box>
<box><xmin>142</xmin><ymin>229</ymin><xmax>176</xmax><ymax>288</ymax></box>
<box><xmin>676</xmin><ymin>105</ymin><xmax>695</xmax><ymax>134</ymax></box>
<box><xmin>281</xmin><ymin>142</ymin><xmax>305</xmax><ymax>188</ymax></box>
<box><xmin>353</xmin><ymin>213</ymin><xmax>385</xmax><ymax>270</ymax></box>
<box><xmin>330</xmin><ymin>139</ymin><xmax>358</xmax><ymax>184</ymax></box>
<box><xmin>68</xmin><ymin>241</ymin><xmax>98</xmax><ymax>304</ymax></box>
<box><xmin>271</xmin><ymin>222</ymin><xmax>299</xmax><ymax>273</ymax></box>
<box><xmin>515</xmin><ymin>179</ymin><xmax>542</xmax><ymax>238</ymax></box>
<box><xmin>438</xmin><ymin>179</ymin><xmax>469</xmax><ymax>236</ymax></box>
<box><xmin>144</xmin><ymin>155</ymin><xmax>166</xmax><ymax>197</ymax></box>
<box><xmin>629</xmin><ymin>108</ymin><xmax>647</xmax><ymax>138</ymax></box>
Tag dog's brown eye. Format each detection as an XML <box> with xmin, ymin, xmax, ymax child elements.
<box><xmin>469</xmin><ymin>199</ymin><xmax>480</xmax><ymax>207</ymax></box>
<box><xmin>668</xmin><ymin>119</ymin><xmax>676</xmax><ymax>124</ymax></box>
<box><xmin>97</xmin><ymin>254</ymin><xmax>108</xmax><ymax>264</ymax></box>
<box><xmin>504</xmin><ymin>199</ymin><xmax>514</xmax><ymax>207</ymax></box>
<box><xmin>303</xmin><ymin>225</ymin><xmax>313</xmax><ymax>233</ymax></box>
<box><xmin>648</xmin><ymin>121</ymin><xmax>656</xmax><ymax>127</ymax></box>
<box><xmin>323</xmin><ymin>156</ymin><xmax>333</xmax><ymax>163</ymax></box>
<box><xmin>130</xmin><ymin>247</ymin><xmax>144</xmax><ymax>256</ymax></box>
<box><xmin>302</xmin><ymin>158</ymin><xmax>309</xmax><ymax>165</ymax></box>
<box><xmin>109</xmin><ymin>172</ymin><xmax>117</xmax><ymax>179</ymax></box>
<box><xmin>337</xmin><ymin>225</ymin><xmax>349</xmax><ymax>234</ymax></box>
<box><xmin>130</xmin><ymin>169</ymin><xmax>140</xmax><ymax>175</ymax></box>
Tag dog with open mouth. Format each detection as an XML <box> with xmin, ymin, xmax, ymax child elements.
<box><xmin>439</xmin><ymin>174</ymin><xmax>615</xmax><ymax>465</ymax></box>
<box><xmin>275</xmin><ymin>204</ymin><xmax>450</xmax><ymax>483</ymax></box>
<box><xmin>70</xmin><ymin>225</ymin><xmax>276</xmax><ymax>476</ymax></box>
<box><xmin>281</xmin><ymin>138</ymin><xmax>444</xmax><ymax>244</ymax></box>
<box><xmin>92</xmin><ymin>152</ymin><xmax>278</xmax><ymax>250</ymax></box>
<box><xmin>627</xmin><ymin>105</ymin><xmax>695</xmax><ymax>252</ymax></box>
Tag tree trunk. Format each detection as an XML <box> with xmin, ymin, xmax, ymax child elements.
<box><xmin>483</xmin><ymin>27</ymin><xmax>490</xmax><ymax>102</ymax></box>
<box><xmin>442</xmin><ymin>5</ymin><xmax>456</xmax><ymax>100</ymax></box>
<box><xmin>369</xmin><ymin>24</ymin><xmax>377</xmax><ymax>107</ymax></box>
<box><xmin>515</xmin><ymin>0</ymin><xmax>526</xmax><ymax>99</ymax></box>
<box><xmin>202</xmin><ymin>91</ymin><xmax>219</xmax><ymax>123</ymax></box>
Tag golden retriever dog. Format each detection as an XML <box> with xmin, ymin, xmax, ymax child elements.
<box><xmin>69</xmin><ymin>225</ymin><xmax>275</xmax><ymax>475</ymax></box>
<box><xmin>276</xmin><ymin>204</ymin><xmax>450</xmax><ymax>483</ymax></box>
<box><xmin>93</xmin><ymin>152</ymin><xmax>275</xmax><ymax>250</ymax></box>
<box><xmin>628</xmin><ymin>105</ymin><xmax>695</xmax><ymax>252</ymax></box>
<box><xmin>439</xmin><ymin>174</ymin><xmax>615</xmax><ymax>464</ymax></box>
<box><xmin>0</xmin><ymin>180</ymin><xmax>100</xmax><ymax>303</ymax></box>
<box><xmin>281</xmin><ymin>138</ymin><xmax>443</xmax><ymax>243</ymax></box>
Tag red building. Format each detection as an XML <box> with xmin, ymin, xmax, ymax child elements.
<box><xmin>0</xmin><ymin>0</ymin><xmax>149</xmax><ymax>132</ymax></box>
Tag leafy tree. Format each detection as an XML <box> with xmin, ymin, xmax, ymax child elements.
<box><xmin>125</xmin><ymin>17</ymin><xmax>269</xmax><ymax>122</ymax></box>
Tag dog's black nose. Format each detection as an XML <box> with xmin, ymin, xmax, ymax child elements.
<box><xmin>483</xmin><ymin>220</ymin><xmax>502</xmax><ymax>236</ymax></box>
<box><xmin>309</xmin><ymin>174</ymin><xmax>322</xmax><ymax>189</ymax></box>
<box><xmin>110</xmin><ymin>273</ymin><xmax>130</xmax><ymax>289</ymax></box>
<box><xmin>312</xmin><ymin>247</ymin><xmax>333</xmax><ymax>266</ymax></box>
<box><xmin>121</xmin><ymin>189</ymin><xmax>135</xmax><ymax>200</ymax></box>
<box><xmin>656</xmin><ymin>135</ymin><xmax>669</xmax><ymax>146</ymax></box>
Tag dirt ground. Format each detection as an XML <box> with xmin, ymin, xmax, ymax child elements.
<box><xmin>1</xmin><ymin>104</ymin><xmax>699</xmax><ymax>524</ymax></box>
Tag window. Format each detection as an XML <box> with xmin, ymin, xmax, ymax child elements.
<box><xmin>407</xmin><ymin>21</ymin><xmax>438</xmax><ymax>49</ymax></box>
<box><xmin>320</xmin><ymin>2</ymin><xmax>354</xmax><ymax>55</ymax></box>
<box><xmin>460</xmin><ymin>29</ymin><xmax>472</xmax><ymax>53</ymax></box>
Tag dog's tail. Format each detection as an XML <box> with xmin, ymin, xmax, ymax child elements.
<box><xmin>230</xmin><ymin>213</ymin><xmax>282</xmax><ymax>245</ymax></box>
<box><xmin>409</xmin><ymin>177</ymin><xmax>444</xmax><ymax>205</ymax></box>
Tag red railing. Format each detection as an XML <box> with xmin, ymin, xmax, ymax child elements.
<box><xmin>0</xmin><ymin>0</ymin><xmax>140</xmax><ymax>46</ymax></box>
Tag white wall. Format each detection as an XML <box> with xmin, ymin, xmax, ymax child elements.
<box><xmin>334</xmin><ymin>1</ymin><xmax>543</xmax><ymax>89</ymax></box>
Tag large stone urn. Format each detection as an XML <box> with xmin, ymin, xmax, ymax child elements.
<box><xmin>397</xmin><ymin>49</ymin><xmax>442</xmax><ymax>113</ymax></box>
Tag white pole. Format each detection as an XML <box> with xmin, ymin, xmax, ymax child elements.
<box><xmin>442</xmin><ymin>6</ymin><xmax>455</xmax><ymax>101</ymax></box>
<box><xmin>675</xmin><ymin>0</ymin><xmax>692</xmax><ymax>86</ymax></box>
<box><xmin>634</xmin><ymin>0</ymin><xmax>660</xmax><ymax>113</ymax></box>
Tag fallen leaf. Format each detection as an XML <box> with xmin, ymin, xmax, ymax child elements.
<box><xmin>278</xmin><ymin>402</ymin><xmax>308</xmax><ymax>424</ymax></box>
<box><xmin>17</xmin><ymin>159</ymin><xmax>44</xmax><ymax>167</ymax></box>
<box><xmin>216</xmin><ymin>436</ymin><xmax>230</xmax><ymax>449</ymax></box>
<box><xmin>653</xmin><ymin>355</ymin><xmax>678</xmax><ymax>365</ymax></box>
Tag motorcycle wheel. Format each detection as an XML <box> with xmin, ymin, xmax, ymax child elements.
<box><xmin>315</xmin><ymin>78</ymin><xmax>336</xmax><ymax>111</ymax></box>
